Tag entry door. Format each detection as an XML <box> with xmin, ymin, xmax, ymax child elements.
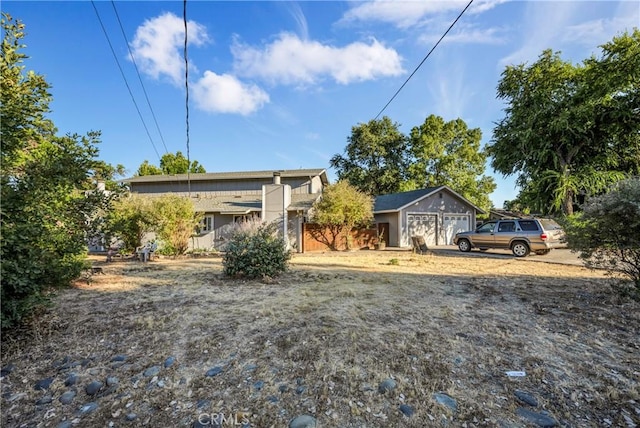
<box><xmin>443</xmin><ymin>215</ymin><xmax>470</xmax><ymax>245</ymax></box>
<box><xmin>407</xmin><ymin>214</ymin><xmax>437</xmax><ymax>247</ymax></box>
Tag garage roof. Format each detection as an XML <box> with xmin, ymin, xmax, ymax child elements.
<box><xmin>374</xmin><ymin>186</ymin><xmax>485</xmax><ymax>214</ymax></box>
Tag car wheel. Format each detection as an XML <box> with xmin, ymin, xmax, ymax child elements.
<box><xmin>458</xmin><ymin>239</ymin><xmax>471</xmax><ymax>252</ymax></box>
<box><xmin>535</xmin><ymin>249</ymin><xmax>551</xmax><ymax>256</ymax></box>
<box><xmin>511</xmin><ymin>241</ymin><xmax>530</xmax><ymax>257</ymax></box>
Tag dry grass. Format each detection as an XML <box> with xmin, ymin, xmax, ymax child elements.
<box><xmin>1</xmin><ymin>251</ymin><xmax>639</xmax><ymax>427</ymax></box>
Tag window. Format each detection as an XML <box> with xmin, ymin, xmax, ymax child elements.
<box><xmin>518</xmin><ymin>220</ymin><xmax>540</xmax><ymax>231</ymax></box>
<box><xmin>477</xmin><ymin>222</ymin><xmax>496</xmax><ymax>233</ymax></box>
<box><xmin>234</xmin><ymin>213</ymin><xmax>260</xmax><ymax>223</ymax></box>
<box><xmin>498</xmin><ymin>221</ymin><xmax>516</xmax><ymax>232</ymax></box>
<box><xmin>200</xmin><ymin>216</ymin><xmax>214</xmax><ymax>232</ymax></box>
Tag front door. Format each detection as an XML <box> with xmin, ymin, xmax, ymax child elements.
<box><xmin>472</xmin><ymin>221</ymin><xmax>496</xmax><ymax>247</ymax></box>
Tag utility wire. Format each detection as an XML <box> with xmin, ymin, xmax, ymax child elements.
<box><xmin>110</xmin><ymin>0</ymin><xmax>170</xmax><ymax>155</ymax></box>
<box><xmin>183</xmin><ymin>0</ymin><xmax>191</xmax><ymax>195</ymax></box>
<box><xmin>91</xmin><ymin>0</ymin><xmax>161</xmax><ymax>162</ymax></box>
<box><xmin>374</xmin><ymin>0</ymin><xmax>474</xmax><ymax>120</ymax></box>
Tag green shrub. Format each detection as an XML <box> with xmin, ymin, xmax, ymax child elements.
<box><xmin>565</xmin><ymin>177</ymin><xmax>640</xmax><ymax>299</ymax></box>
<box><xmin>223</xmin><ymin>221</ymin><xmax>291</xmax><ymax>279</ymax></box>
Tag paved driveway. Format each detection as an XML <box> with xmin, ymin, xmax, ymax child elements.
<box><xmin>432</xmin><ymin>246</ymin><xmax>585</xmax><ymax>266</ymax></box>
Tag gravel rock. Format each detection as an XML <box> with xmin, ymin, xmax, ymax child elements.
<box><xmin>253</xmin><ymin>380</ymin><xmax>264</xmax><ymax>390</ymax></box>
<box><xmin>106</xmin><ymin>376</ymin><xmax>119</xmax><ymax>387</ymax></box>
<box><xmin>433</xmin><ymin>392</ymin><xmax>457</xmax><ymax>412</ymax></box>
<box><xmin>85</xmin><ymin>380</ymin><xmax>103</xmax><ymax>396</ymax></box>
<box><xmin>206</xmin><ymin>366</ymin><xmax>223</xmax><ymax>377</ymax></box>
<box><xmin>1</xmin><ymin>363</ymin><xmax>15</xmax><ymax>377</ymax></box>
<box><xmin>34</xmin><ymin>377</ymin><xmax>54</xmax><ymax>391</ymax></box>
<box><xmin>126</xmin><ymin>413</ymin><xmax>137</xmax><ymax>421</ymax></box>
<box><xmin>111</xmin><ymin>355</ymin><xmax>127</xmax><ymax>362</ymax></box>
<box><xmin>164</xmin><ymin>356</ymin><xmax>176</xmax><ymax>368</ymax></box>
<box><xmin>399</xmin><ymin>404</ymin><xmax>415</xmax><ymax>417</ymax></box>
<box><xmin>57</xmin><ymin>421</ymin><xmax>72</xmax><ymax>428</ymax></box>
<box><xmin>378</xmin><ymin>378</ymin><xmax>397</xmax><ymax>394</ymax></box>
<box><xmin>515</xmin><ymin>390</ymin><xmax>539</xmax><ymax>407</ymax></box>
<box><xmin>143</xmin><ymin>366</ymin><xmax>161</xmax><ymax>377</ymax></box>
<box><xmin>289</xmin><ymin>414</ymin><xmax>317</xmax><ymax>428</ymax></box>
<box><xmin>64</xmin><ymin>373</ymin><xmax>78</xmax><ymax>387</ymax></box>
<box><xmin>36</xmin><ymin>395</ymin><xmax>53</xmax><ymax>405</ymax></box>
<box><xmin>516</xmin><ymin>408</ymin><xmax>558</xmax><ymax>427</ymax></box>
<box><xmin>60</xmin><ymin>390</ymin><xmax>76</xmax><ymax>405</ymax></box>
<box><xmin>79</xmin><ymin>402</ymin><xmax>99</xmax><ymax>414</ymax></box>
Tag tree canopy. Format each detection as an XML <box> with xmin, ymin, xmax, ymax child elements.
<box><xmin>488</xmin><ymin>29</ymin><xmax>640</xmax><ymax>215</ymax></box>
<box><xmin>136</xmin><ymin>151</ymin><xmax>206</xmax><ymax>176</ymax></box>
<box><xmin>310</xmin><ymin>180</ymin><xmax>373</xmax><ymax>250</ymax></box>
<box><xmin>1</xmin><ymin>13</ymin><xmax>122</xmax><ymax>328</ymax></box>
<box><xmin>407</xmin><ymin>115</ymin><xmax>495</xmax><ymax>212</ymax></box>
<box><xmin>331</xmin><ymin>115</ymin><xmax>495</xmax><ymax>212</ymax></box>
<box><xmin>330</xmin><ymin>116</ymin><xmax>408</xmax><ymax>196</ymax></box>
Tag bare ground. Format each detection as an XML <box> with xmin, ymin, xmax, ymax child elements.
<box><xmin>1</xmin><ymin>250</ymin><xmax>639</xmax><ymax>428</ymax></box>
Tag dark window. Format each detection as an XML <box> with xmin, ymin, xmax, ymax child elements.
<box><xmin>498</xmin><ymin>221</ymin><xmax>516</xmax><ymax>232</ymax></box>
<box><xmin>518</xmin><ymin>220</ymin><xmax>540</xmax><ymax>231</ymax></box>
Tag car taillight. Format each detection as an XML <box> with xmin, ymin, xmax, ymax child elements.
<box><xmin>540</xmin><ymin>233</ymin><xmax>548</xmax><ymax>241</ymax></box>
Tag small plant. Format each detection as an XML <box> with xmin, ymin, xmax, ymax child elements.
<box><xmin>388</xmin><ymin>258</ymin><xmax>399</xmax><ymax>266</ymax></box>
<box><xmin>223</xmin><ymin>221</ymin><xmax>291</xmax><ymax>279</ymax></box>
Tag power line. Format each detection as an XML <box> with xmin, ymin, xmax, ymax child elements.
<box><xmin>374</xmin><ymin>0</ymin><xmax>475</xmax><ymax>120</ymax></box>
<box><xmin>110</xmin><ymin>0</ymin><xmax>170</xmax><ymax>155</ymax></box>
<box><xmin>183</xmin><ymin>0</ymin><xmax>191</xmax><ymax>195</ymax></box>
<box><xmin>90</xmin><ymin>0</ymin><xmax>162</xmax><ymax>162</ymax></box>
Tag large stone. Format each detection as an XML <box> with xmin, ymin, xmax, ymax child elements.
<box><xmin>143</xmin><ymin>366</ymin><xmax>161</xmax><ymax>377</ymax></box>
<box><xmin>79</xmin><ymin>402</ymin><xmax>99</xmax><ymax>414</ymax></box>
<box><xmin>516</xmin><ymin>408</ymin><xmax>558</xmax><ymax>427</ymax></box>
<box><xmin>206</xmin><ymin>366</ymin><xmax>223</xmax><ymax>377</ymax></box>
<box><xmin>399</xmin><ymin>404</ymin><xmax>415</xmax><ymax>417</ymax></box>
<box><xmin>60</xmin><ymin>390</ymin><xmax>76</xmax><ymax>405</ymax></box>
<box><xmin>64</xmin><ymin>373</ymin><xmax>78</xmax><ymax>387</ymax></box>
<box><xmin>289</xmin><ymin>414</ymin><xmax>317</xmax><ymax>428</ymax></box>
<box><xmin>85</xmin><ymin>380</ymin><xmax>103</xmax><ymax>396</ymax></box>
<box><xmin>515</xmin><ymin>390</ymin><xmax>539</xmax><ymax>407</ymax></box>
<box><xmin>36</xmin><ymin>395</ymin><xmax>53</xmax><ymax>405</ymax></box>
<box><xmin>378</xmin><ymin>378</ymin><xmax>397</xmax><ymax>394</ymax></box>
<box><xmin>164</xmin><ymin>356</ymin><xmax>176</xmax><ymax>368</ymax></box>
<box><xmin>433</xmin><ymin>393</ymin><xmax>457</xmax><ymax>412</ymax></box>
<box><xmin>34</xmin><ymin>377</ymin><xmax>54</xmax><ymax>391</ymax></box>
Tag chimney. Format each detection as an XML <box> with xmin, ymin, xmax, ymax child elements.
<box><xmin>273</xmin><ymin>171</ymin><xmax>281</xmax><ymax>185</ymax></box>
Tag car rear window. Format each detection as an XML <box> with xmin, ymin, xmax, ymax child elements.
<box><xmin>518</xmin><ymin>220</ymin><xmax>540</xmax><ymax>231</ymax></box>
<box><xmin>539</xmin><ymin>219</ymin><xmax>563</xmax><ymax>230</ymax></box>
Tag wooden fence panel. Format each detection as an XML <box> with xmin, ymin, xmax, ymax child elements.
<box><xmin>302</xmin><ymin>223</ymin><xmax>389</xmax><ymax>252</ymax></box>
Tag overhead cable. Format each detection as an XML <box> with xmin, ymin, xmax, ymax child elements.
<box><xmin>374</xmin><ymin>0</ymin><xmax>475</xmax><ymax>120</ymax></box>
<box><xmin>183</xmin><ymin>0</ymin><xmax>191</xmax><ymax>195</ymax></box>
<box><xmin>110</xmin><ymin>0</ymin><xmax>170</xmax><ymax>155</ymax></box>
<box><xmin>90</xmin><ymin>0</ymin><xmax>161</xmax><ymax>162</ymax></box>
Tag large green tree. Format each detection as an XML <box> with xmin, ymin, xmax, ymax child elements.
<box><xmin>489</xmin><ymin>30</ymin><xmax>640</xmax><ymax>215</ymax></box>
<box><xmin>330</xmin><ymin>116</ymin><xmax>408</xmax><ymax>196</ymax></box>
<box><xmin>136</xmin><ymin>151</ymin><xmax>206</xmax><ymax>176</ymax></box>
<box><xmin>407</xmin><ymin>115</ymin><xmax>496</xmax><ymax>212</ymax></box>
<box><xmin>1</xmin><ymin>13</ymin><xmax>118</xmax><ymax>328</ymax></box>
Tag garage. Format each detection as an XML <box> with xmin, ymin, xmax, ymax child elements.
<box><xmin>443</xmin><ymin>214</ymin><xmax>470</xmax><ymax>245</ymax></box>
<box><xmin>373</xmin><ymin>186</ymin><xmax>484</xmax><ymax>248</ymax></box>
<box><xmin>407</xmin><ymin>213</ymin><xmax>438</xmax><ymax>247</ymax></box>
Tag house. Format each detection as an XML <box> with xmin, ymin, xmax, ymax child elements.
<box><xmin>373</xmin><ymin>186</ymin><xmax>485</xmax><ymax>248</ymax></box>
<box><xmin>123</xmin><ymin>169</ymin><xmax>329</xmax><ymax>252</ymax></box>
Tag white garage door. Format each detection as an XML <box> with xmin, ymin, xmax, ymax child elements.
<box><xmin>443</xmin><ymin>215</ymin><xmax>470</xmax><ymax>245</ymax></box>
<box><xmin>407</xmin><ymin>214</ymin><xmax>437</xmax><ymax>247</ymax></box>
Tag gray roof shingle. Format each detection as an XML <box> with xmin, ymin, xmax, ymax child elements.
<box><xmin>122</xmin><ymin>168</ymin><xmax>328</xmax><ymax>184</ymax></box>
<box><xmin>374</xmin><ymin>187</ymin><xmax>441</xmax><ymax>212</ymax></box>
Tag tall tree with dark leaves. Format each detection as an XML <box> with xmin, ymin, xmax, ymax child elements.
<box><xmin>1</xmin><ymin>13</ymin><xmax>123</xmax><ymax>328</ymax></box>
<box><xmin>330</xmin><ymin>116</ymin><xmax>408</xmax><ymax>196</ymax></box>
<box><xmin>489</xmin><ymin>30</ymin><xmax>640</xmax><ymax>215</ymax></box>
<box><xmin>407</xmin><ymin>115</ymin><xmax>495</xmax><ymax>213</ymax></box>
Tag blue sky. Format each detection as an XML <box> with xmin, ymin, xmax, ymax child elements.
<box><xmin>5</xmin><ymin>1</ymin><xmax>639</xmax><ymax>207</ymax></box>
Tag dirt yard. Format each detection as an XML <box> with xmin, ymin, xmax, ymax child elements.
<box><xmin>1</xmin><ymin>251</ymin><xmax>638</xmax><ymax>428</ymax></box>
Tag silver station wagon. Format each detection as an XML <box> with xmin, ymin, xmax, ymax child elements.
<box><xmin>453</xmin><ymin>218</ymin><xmax>567</xmax><ymax>257</ymax></box>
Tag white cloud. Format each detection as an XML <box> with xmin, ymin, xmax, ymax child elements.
<box><xmin>231</xmin><ymin>33</ymin><xmax>404</xmax><ymax>86</ymax></box>
<box><xmin>286</xmin><ymin>2</ymin><xmax>309</xmax><ymax>40</ymax></box>
<box><xmin>130</xmin><ymin>12</ymin><xmax>209</xmax><ymax>85</ymax></box>
<box><xmin>192</xmin><ymin>71</ymin><xmax>269</xmax><ymax>115</ymax></box>
<box><xmin>341</xmin><ymin>0</ymin><xmax>507</xmax><ymax>29</ymax></box>
<box><xmin>562</xmin><ymin>11</ymin><xmax>639</xmax><ymax>48</ymax></box>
